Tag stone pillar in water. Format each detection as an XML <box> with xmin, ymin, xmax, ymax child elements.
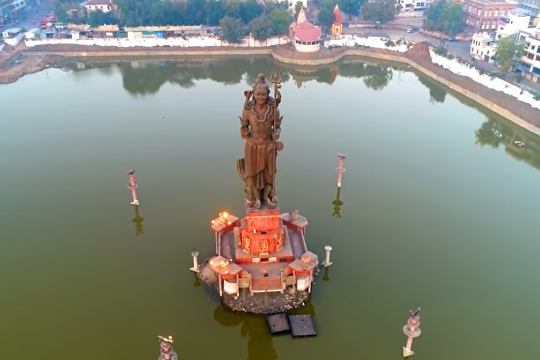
<box><xmin>190</xmin><ymin>251</ymin><xmax>200</xmax><ymax>273</ymax></box>
<box><xmin>322</xmin><ymin>245</ymin><xmax>333</xmax><ymax>267</ymax></box>
<box><xmin>402</xmin><ymin>308</ymin><xmax>422</xmax><ymax>357</ymax></box>
<box><xmin>127</xmin><ymin>169</ymin><xmax>140</xmax><ymax>206</ymax></box>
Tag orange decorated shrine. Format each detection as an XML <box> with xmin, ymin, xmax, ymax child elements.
<box><xmin>205</xmin><ymin>207</ymin><xmax>318</xmax><ymax>312</ymax></box>
<box><xmin>331</xmin><ymin>4</ymin><xmax>343</xmax><ymax>37</ymax></box>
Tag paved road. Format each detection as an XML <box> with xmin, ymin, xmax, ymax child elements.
<box><xmin>344</xmin><ymin>25</ymin><xmax>471</xmax><ymax>55</ymax></box>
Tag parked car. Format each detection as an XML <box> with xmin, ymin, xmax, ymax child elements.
<box><xmin>406</xmin><ymin>26</ymin><xmax>418</xmax><ymax>33</ymax></box>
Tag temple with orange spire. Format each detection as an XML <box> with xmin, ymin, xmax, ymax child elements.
<box><xmin>290</xmin><ymin>8</ymin><xmax>322</xmax><ymax>53</ymax></box>
<box><xmin>331</xmin><ymin>4</ymin><xmax>343</xmax><ymax>37</ymax></box>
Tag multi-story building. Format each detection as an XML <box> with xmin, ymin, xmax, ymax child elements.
<box><xmin>517</xmin><ymin>0</ymin><xmax>540</xmax><ymax>18</ymax></box>
<box><xmin>463</xmin><ymin>0</ymin><xmax>518</xmax><ymax>32</ymax></box>
<box><xmin>517</xmin><ymin>26</ymin><xmax>540</xmax><ymax>82</ymax></box>
<box><xmin>496</xmin><ymin>9</ymin><xmax>531</xmax><ymax>38</ymax></box>
<box><xmin>11</xmin><ymin>0</ymin><xmax>24</xmax><ymax>12</ymax></box>
<box><xmin>470</xmin><ymin>32</ymin><xmax>497</xmax><ymax>61</ymax></box>
<box><xmin>83</xmin><ymin>0</ymin><xmax>115</xmax><ymax>13</ymax></box>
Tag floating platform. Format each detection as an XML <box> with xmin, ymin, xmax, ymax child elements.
<box><xmin>266</xmin><ymin>313</ymin><xmax>291</xmax><ymax>334</ymax></box>
<box><xmin>288</xmin><ymin>314</ymin><xmax>317</xmax><ymax>337</ymax></box>
<box><xmin>202</xmin><ymin>207</ymin><xmax>319</xmax><ymax>314</ymax></box>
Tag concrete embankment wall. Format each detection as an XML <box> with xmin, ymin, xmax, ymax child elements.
<box><xmin>25</xmin><ymin>45</ymin><xmax>540</xmax><ymax>136</ymax></box>
<box><xmin>340</xmin><ymin>48</ymin><xmax>540</xmax><ymax>136</ymax></box>
<box><xmin>26</xmin><ymin>48</ymin><xmax>272</xmax><ymax>58</ymax></box>
<box><xmin>404</xmin><ymin>60</ymin><xmax>540</xmax><ymax>136</ymax></box>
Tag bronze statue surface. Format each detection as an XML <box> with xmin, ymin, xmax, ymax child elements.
<box><xmin>237</xmin><ymin>74</ymin><xmax>283</xmax><ymax>209</ymax></box>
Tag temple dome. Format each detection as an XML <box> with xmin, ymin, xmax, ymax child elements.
<box><xmin>291</xmin><ymin>8</ymin><xmax>322</xmax><ymax>52</ymax></box>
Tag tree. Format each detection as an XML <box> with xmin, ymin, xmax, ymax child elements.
<box><xmin>149</xmin><ymin>1</ymin><xmax>181</xmax><ymax>25</ymax></box>
<box><xmin>295</xmin><ymin>1</ymin><xmax>303</xmax><ymax>18</ymax></box>
<box><xmin>239</xmin><ymin>0</ymin><xmax>264</xmax><ymax>23</ymax></box>
<box><xmin>440</xmin><ymin>3</ymin><xmax>464</xmax><ymax>36</ymax></box>
<box><xmin>361</xmin><ymin>0</ymin><xmax>396</xmax><ymax>23</ymax></box>
<box><xmin>267</xmin><ymin>8</ymin><xmax>291</xmax><ymax>35</ymax></box>
<box><xmin>339</xmin><ymin>0</ymin><xmax>365</xmax><ymax>16</ymax></box>
<box><xmin>186</xmin><ymin>0</ymin><xmax>206</xmax><ymax>25</ymax></box>
<box><xmin>205</xmin><ymin>0</ymin><xmax>225</xmax><ymax>25</ymax></box>
<box><xmin>221</xmin><ymin>16</ymin><xmax>244</xmax><ymax>43</ymax></box>
<box><xmin>52</xmin><ymin>0</ymin><xmax>81</xmax><ymax>23</ymax></box>
<box><xmin>318</xmin><ymin>6</ymin><xmax>333</xmax><ymax>28</ymax></box>
<box><xmin>249</xmin><ymin>15</ymin><xmax>272</xmax><ymax>40</ymax></box>
<box><xmin>495</xmin><ymin>35</ymin><xmax>525</xmax><ymax>72</ymax></box>
<box><xmin>423</xmin><ymin>0</ymin><xmax>465</xmax><ymax>36</ymax></box>
<box><xmin>115</xmin><ymin>0</ymin><xmax>154</xmax><ymax>25</ymax></box>
<box><xmin>87</xmin><ymin>10</ymin><xmax>118</xmax><ymax>27</ymax></box>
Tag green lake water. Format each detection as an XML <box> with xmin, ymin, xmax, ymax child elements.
<box><xmin>1</xmin><ymin>57</ymin><xmax>539</xmax><ymax>359</ymax></box>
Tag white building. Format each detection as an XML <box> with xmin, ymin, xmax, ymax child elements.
<box><xmin>399</xmin><ymin>0</ymin><xmax>433</xmax><ymax>11</ymax></box>
<box><xmin>496</xmin><ymin>10</ymin><xmax>531</xmax><ymax>39</ymax></box>
<box><xmin>517</xmin><ymin>26</ymin><xmax>540</xmax><ymax>82</ymax></box>
<box><xmin>11</xmin><ymin>0</ymin><xmax>25</xmax><ymax>11</ymax></box>
<box><xmin>470</xmin><ymin>32</ymin><xmax>497</xmax><ymax>62</ymax></box>
<box><xmin>24</xmin><ymin>27</ymin><xmax>41</xmax><ymax>40</ymax></box>
<box><xmin>2</xmin><ymin>27</ymin><xmax>24</xmax><ymax>46</ymax></box>
<box><xmin>83</xmin><ymin>0</ymin><xmax>115</xmax><ymax>13</ymax></box>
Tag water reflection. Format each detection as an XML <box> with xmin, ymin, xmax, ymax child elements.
<box><xmin>322</xmin><ymin>267</ymin><xmax>330</xmax><ymax>282</ymax></box>
<box><xmin>416</xmin><ymin>75</ymin><xmax>447</xmax><ymax>103</ymax></box>
<box><xmin>213</xmin><ymin>304</ymin><xmax>277</xmax><ymax>360</ymax></box>
<box><xmin>331</xmin><ymin>186</ymin><xmax>344</xmax><ymax>218</ymax></box>
<box><xmin>131</xmin><ymin>205</ymin><xmax>144</xmax><ymax>236</ymax></box>
<box><xmin>212</xmin><ymin>299</ymin><xmax>317</xmax><ymax>359</ymax></box>
<box><xmin>61</xmin><ymin>57</ymin><xmax>397</xmax><ymax>95</ymax></box>
<box><xmin>476</xmin><ymin>117</ymin><xmax>540</xmax><ymax>170</ymax></box>
<box><xmin>192</xmin><ymin>272</ymin><xmax>201</xmax><ymax>288</ymax></box>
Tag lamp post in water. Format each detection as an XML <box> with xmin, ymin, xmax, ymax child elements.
<box><xmin>336</xmin><ymin>153</ymin><xmax>346</xmax><ymax>188</ymax></box>
<box><xmin>127</xmin><ymin>169</ymin><xmax>140</xmax><ymax>206</ymax></box>
<box><xmin>402</xmin><ymin>307</ymin><xmax>422</xmax><ymax>358</ymax></box>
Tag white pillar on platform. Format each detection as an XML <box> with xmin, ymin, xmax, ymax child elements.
<box><xmin>190</xmin><ymin>251</ymin><xmax>200</xmax><ymax>273</ymax></box>
<box><xmin>322</xmin><ymin>245</ymin><xmax>333</xmax><ymax>267</ymax></box>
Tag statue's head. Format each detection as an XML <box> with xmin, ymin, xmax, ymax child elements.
<box><xmin>253</xmin><ymin>74</ymin><xmax>270</xmax><ymax>97</ymax></box>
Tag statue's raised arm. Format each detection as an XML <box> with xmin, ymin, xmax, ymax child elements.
<box><xmin>236</xmin><ymin>74</ymin><xmax>283</xmax><ymax>209</ymax></box>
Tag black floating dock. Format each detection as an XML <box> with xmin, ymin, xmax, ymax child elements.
<box><xmin>266</xmin><ymin>313</ymin><xmax>291</xmax><ymax>334</ymax></box>
<box><xmin>288</xmin><ymin>315</ymin><xmax>317</xmax><ymax>337</ymax></box>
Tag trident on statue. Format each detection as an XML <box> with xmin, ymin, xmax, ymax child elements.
<box><xmin>270</xmin><ymin>71</ymin><xmax>283</xmax><ymax>202</ymax></box>
<box><xmin>402</xmin><ymin>307</ymin><xmax>422</xmax><ymax>358</ymax></box>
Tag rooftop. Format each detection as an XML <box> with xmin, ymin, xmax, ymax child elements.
<box><xmin>293</xmin><ymin>9</ymin><xmax>321</xmax><ymax>42</ymax></box>
<box><xmin>3</xmin><ymin>28</ymin><xmax>22</xmax><ymax>34</ymax></box>
<box><xmin>465</xmin><ymin>0</ymin><xmax>517</xmax><ymax>6</ymax></box>
<box><xmin>84</xmin><ymin>0</ymin><xmax>113</xmax><ymax>6</ymax></box>
<box><xmin>333</xmin><ymin>4</ymin><xmax>343</xmax><ymax>25</ymax></box>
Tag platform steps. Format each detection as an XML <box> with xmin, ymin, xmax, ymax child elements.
<box><xmin>266</xmin><ymin>313</ymin><xmax>317</xmax><ymax>337</ymax></box>
<box><xmin>251</xmin><ymin>277</ymin><xmax>283</xmax><ymax>292</ymax></box>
